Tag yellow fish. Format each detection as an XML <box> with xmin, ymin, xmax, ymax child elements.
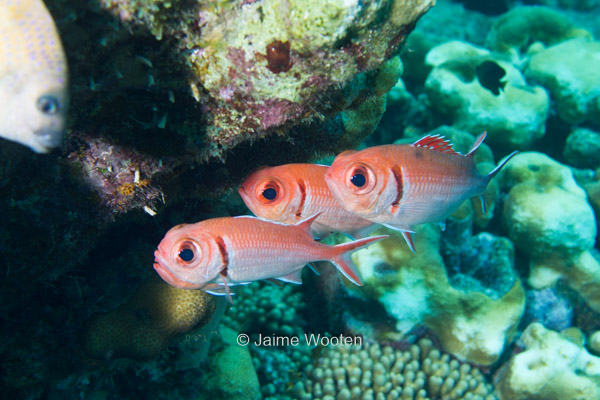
<box><xmin>0</xmin><ymin>0</ymin><xmax>68</xmax><ymax>153</ymax></box>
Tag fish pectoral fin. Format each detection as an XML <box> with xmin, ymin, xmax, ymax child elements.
<box><xmin>204</xmin><ymin>286</ymin><xmax>237</xmax><ymax>297</ymax></box>
<box><xmin>219</xmin><ymin>274</ymin><xmax>234</xmax><ymax>304</ymax></box>
<box><xmin>475</xmin><ymin>194</ymin><xmax>488</xmax><ymax>215</ymax></box>
<box><xmin>348</xmin><ymin>224</ymin><xmax>378</xmax><ymax>239</ymax></box>
<box><xmin>276</xmin><ymin>270</ymin><xmax>303</xmax><ymax>284</ymax></box>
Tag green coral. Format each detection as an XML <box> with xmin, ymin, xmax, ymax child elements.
<box><xmin>345</xmin><ymin>224</ymin><xmax>525</xmax><ymax>366</ymax></box>
<box><xmin>526</xmin><ymin>39</ymin><xmax>600</xmax><ymax>125</ymax></box>
<box><xmin>199</xmin><ymin>326</ymin><xmax>262</xmax><ymax>400</ymax></box>
<box><xmin>485</xmin><ymin>6</ymin><xmax>592</xmax><ymax>65</ymax></box>
<box><xmin>424</xmin><ymin>40</ymin><xmax>549</xmax><ymax>153</ymax></box>
<box><xmin>499</xmin><ymin>152</ymin><xmax>600</xmax><ymax>312</ymax></box>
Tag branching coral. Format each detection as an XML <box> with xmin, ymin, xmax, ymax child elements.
<box><xmin>221</xmin><ymin>281</ymin><xmax>307</xmax><ymax>339</ymax></box>
<box><xmin>294</xmin><ymin>338</ymin><xmax>497</xmax><ymax>399</ymax></box>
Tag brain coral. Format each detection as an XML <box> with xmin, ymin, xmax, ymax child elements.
<box><xmin>81</xmin><ymin>278</ymin><xmax>216</xmax><ymax>361</ymax></box>
<box><xmin>100</xmin><ymin>0</ymin><xmax>435</xmax><ymax>159</ymax></box>
<box><xmin>294</xmin><ymin>338</ymin><xmax>497</xmax><ymax>399</ymax></box>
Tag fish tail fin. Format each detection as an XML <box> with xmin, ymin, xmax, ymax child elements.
<box><xmin>488</xmin><ymin>150</ymin><xmax>519</xmax><ymax>180</ymax></box>
<box><xmin>467</xmin><ymin>132</ymin><xmax>487</xmax><ymax>157</ymax></box>
<box><xmin>330</xmin><ymin>235</ymin><xmax>388</xmax><ymax>285</ymax></box>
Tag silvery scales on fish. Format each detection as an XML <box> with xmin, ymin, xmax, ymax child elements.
<box><xmin>0</xmin><ymin>0</ymin><xmax>69</xmax><ymax>153</ymax></box>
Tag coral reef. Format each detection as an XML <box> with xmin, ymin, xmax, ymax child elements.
<box><xmin>485</xmin><ymin>6</ymin><xmax>591</xmax><ymax>65</ymax></box>
<box><xmin>564</xmin><ymin>127</ymin><xmax>600</xmax><ymax>168</ymax></box>
<box><xmin>424</xmin><ymin>41</ymin><xmax>549</xmax><ymax>152</ymax></box>
<box><xmin>499</xmin><ymin>152</ymin><xmax>600</xmax><ymax>311</ymax></box>
<box><xmin>222</xmin><ymin>282</ymin><xmax>307</xmax><ymax>339</ymax></box>
<box><xmin>81</xmin><ymin>277</ymin><xmax>216</xmax><ymax>361</ymax></box>
<box><xmin>294</xmin><ymin>338</ymin><xmax>497</xmax><ymax>399</ymax></box>
<box><xmin>523</xmin><ymin>287</ymin><xmax>574</xmax><ymax>331</ymax></box>
<box><xmin>495</xmin><ymin>323</ymin><xmax>600</xmax><ymax>400</ymax></box>
<box><xmin>343</xmin><ymin>224</ymin><xmax>525</xmax><ymax>366</ymax></box>
<box><xmin>99</xmin><ymin>0</ymin><xmax>435</xmax><ymax>160</ymax></box>
<box><xmin>526</xmin><ymin>38</ymin><xmax>600</xmax><ymax>125</ymax></box>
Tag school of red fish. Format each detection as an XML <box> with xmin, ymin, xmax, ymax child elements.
<box><xmin>154</xmin><ymin>133</ymin><xmax>517</xmax><ymax>301</ymax></box>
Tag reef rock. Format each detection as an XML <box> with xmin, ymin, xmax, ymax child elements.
<box><xmin>486</xmin><ymin>6</ymin><xmax>591</xmax><ymax>66</ymax></box>
<box><xmin>495</xmin><ymin>323</ymin><xmax>600</xmax><ymax>400</ymax></box>
<box><xmin>100</xmin><ymin>0</ymin><xmax>435</xmax><ymax>160</ymax></box>
<box><xmin>500</xmin><ymin>152</ymin><xmax>600</xmax><ymax>312</ymax></box>
<box><xmin>526</xmin><ymin>39</ymin><xmax>600</xmax><ymax>126</ymax></box>
<box><xmin>564</xmin><ymin>127</ymin><xmax>600</xmax><ymax>169</ymax></box>
<box><xmin>424</xmin><ymin>41</ymin><xmax>549</xmax><ymax>153</ymax></box>
<box><xmin>346</xmin><ymin>224</ymin><xmax>525</xmax><ymax>366</ymax></box>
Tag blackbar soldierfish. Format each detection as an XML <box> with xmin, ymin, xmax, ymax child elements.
<box><xmin>239</xmin><ymin>164</ymin><xmax>375</xmax><ymax>239</ymax></box>
<box><xmin>153</xmin><ymin>214</ymin><xmax>387</xmax><ymax>302</ymax></box>
<box><xmin>0</xmin><ymin>0</ymin><xmax>69</xmax><ymax>153</ymax></box>
<box><xmin>324</xmin><ymin>133</ymin><xmax>517</xmax><ymax>252</ymax></box>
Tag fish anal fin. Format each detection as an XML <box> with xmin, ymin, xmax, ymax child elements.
<box><xmin>307</xmin><ymin>263</ymin><xmax>320</xmax><ymax>276</ymax></box>
<box><xmin>467</xmin><ymin>132</ymin><xmax>487</xmax><ymax>156</ymax></box>
<box><xmin>276</xmin><ymin>270</ymin><xmax>303</xmax><ymax>284</ymax></box>
<box><xmin>348</xmin><ymin>224</ymin><xmax>378</xmax><ymax>239</ymax></box>
<box><xmin>264</xmin><ymin>278</ymin><xmax>284</xmax><ymax>288</ymax></box>
<box><xmin>401</xmin><ymin>231</ymin><xmax>416</xmax><ymax>253</ymax></box>
<box><xmin>295</xmin><ymin>213</ymin><xmax>321</xmax><ymax>237</ymax></box>
<box><xmin>412</xmin><ymin>135</ymin><xmax>461</xmax><ymax>155</ymax></box>
<box><xmin>382</xmin><ymin>224</ymin><xmax>417</xmax><ymax>253</ymax></box>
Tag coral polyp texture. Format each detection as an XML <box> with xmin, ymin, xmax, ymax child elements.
<box><xmin>99</xmin><ymin>0</ymin><xmax>435</xmax><ymax>159</ymax></box>
<box><xmin>81</xmin><ymin>278</ymin><xmax>216</xmax><ymax>361</ymax></box>
<box><xmin>294</xmin><ymin>338</ymin><xmax>497</xmax><ymax>399</ymax></box>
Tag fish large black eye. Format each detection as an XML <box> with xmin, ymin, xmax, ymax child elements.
<box><xmin>351</xmin><ymin>173</ymin><xmax>366</xmax><ymax>187</ymax></box>
<box><xmin>177</xmin><ymin>241</ymin><xmax>198</xmax><ymax>264</ymax></box>
<box><xmin>262</xmin><ymin>187</ymin><xmax>277</xmax><ymax>200</ymax></box>
<box><xmin>36</xmin><ymin>95</ymin><xmax>60</xmax><ymax>115</ymax></box>
<box><xmin>178</xmin><ymin>248</ymin><xmax>194</xmax><ymax>262</ymax></box>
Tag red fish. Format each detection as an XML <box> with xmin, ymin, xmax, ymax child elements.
<box><xmin>238</xmin><ymin>164</ymin><xmax>375</xmax><ymax>239</ymax></box>
<box><xmin>324</xmin><ymin>133</ymin><xmax>517</xmax><ymax>252</ymax></box>
<box><xmin>153</xmin><ymin>214</ymin><xmax>387</xmax><ymax>301</ymax></box>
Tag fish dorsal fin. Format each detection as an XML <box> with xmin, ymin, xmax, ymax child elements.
<box><xmin>412</xmin><ymin>135</ymin><xmax>460</xmax><ymax>155</ymax></box>
<box><xmin>467</xmin><ymin>132</ymin><xmax>487</xmax><ymax>156</ymax></box>
<box><xmin>295</xmin><ymin>213</ymin><xmax>321</xmax><ymax>236</ymax></box>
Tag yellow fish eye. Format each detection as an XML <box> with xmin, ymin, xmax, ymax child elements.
<box><xmin>36</xmin><ymin>95</ymin><xmax>60</xmax><ymax>115</ymax></box>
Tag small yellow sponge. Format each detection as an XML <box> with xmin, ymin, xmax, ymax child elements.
<box><xmin>81</xmin><ymin>278</ymin><xmax>216</xmax><ymax>361</ymax></box>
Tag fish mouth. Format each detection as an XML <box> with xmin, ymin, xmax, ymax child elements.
<box><xmin>153</xmin><ymin>250</ymin><xmax>203</xmax><ymax>289</ymax></box>
<box><xmin>33</xmin><ymin>129</ymin><xmax>63</xmax><ymax>152</ymax></box>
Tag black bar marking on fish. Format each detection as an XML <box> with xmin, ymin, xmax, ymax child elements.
<box><xmin>391</xmin><ymin>165</ymin><xmax>404</xmax><ymax>214</ymax></box>
<box><xmin>215</xmin><ymin>236</ymin><xmax>229</xmax><ymax>276</ymax></box>
<box><xmin>296</xmin><ymin>179</ymin><xmax>306</xmax><ymax>218</ymax></box>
